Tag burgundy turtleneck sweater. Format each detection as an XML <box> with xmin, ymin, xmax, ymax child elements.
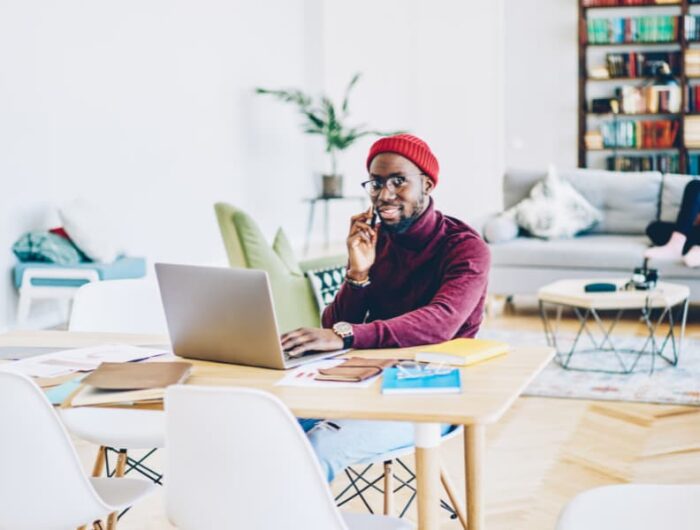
<box><xmin>322</xmin><ymin>199</ymin><xmax>491</xmax><ymax>349</ymax></box>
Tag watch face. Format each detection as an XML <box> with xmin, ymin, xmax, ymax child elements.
<box><xmin>334</xmin><ymin>322</ymin><xmax>353</xmax><ymax>336</ymax></box>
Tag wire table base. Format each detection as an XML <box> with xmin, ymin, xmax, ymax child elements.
<box><xmin>539</xmin><ymin>297</ymin><xmax>689</xmax><ymax>375</ymax></box>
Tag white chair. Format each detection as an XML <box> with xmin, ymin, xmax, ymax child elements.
<box><xmin>555</xmin><ymin>484</ymin><xmax>700</xmax><ymax>530</ymax></box>
<box><xmin>69</xmin><ymin>278</ymin><xmax>168</xmax><ymax>334</ymax></box>
<box><xmin>0</xmin><ymin>371</ymin><xmax>156</xmax><ymax>530</ymax></box>
<box><xmin>165</xmin><ymin>385</ymin><xmax>414</xmax><ymax>530</ymax></box>
<box><xmin>61</xmin><ymin>278</ymin><xmax>168</xmax><ymax>485</ymax></box>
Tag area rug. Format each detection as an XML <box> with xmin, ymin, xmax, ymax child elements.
<box><xmin>479</xmin><ymin>328</ymin><xmax>700</xmax><ymax>406</ymax></box>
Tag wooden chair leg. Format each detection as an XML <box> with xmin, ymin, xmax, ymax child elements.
<box><xmin>383</xmin><ymin>460</ymin><xmax>395</xmax><ymax>516</ymax></box>
<box><xmin>106</xmin><ymin>450</ymin><xmax>127</xmax><ymax>530</ymax></box>
<box><xmin>92</xmin><ymin>446</ymin><xmax>106</xmax><ymax>477</ymax></box>
<box><xmin>441</xmin><ymin>464</ymin><xmax>467</xmax><ymax>529</ymax></box>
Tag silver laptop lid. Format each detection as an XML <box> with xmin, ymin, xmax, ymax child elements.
<box><xmin>155</xmin><ymin>263</ymin><xmax>286</xmax><ymax>369</ymax></box>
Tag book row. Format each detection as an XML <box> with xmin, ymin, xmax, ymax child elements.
<box><xmin>685</xmin><ymin>85</ymin><xmax>700</xmax><ymax>113</ymax></box>
<box><xmin>584</xmin><ymin>0</ymin><xmax>680</xmax><ymax>6</ymax></box>
<box><xmin>606</xmin><ymin>153</ymin><xmax>679</xmax><ymax>172</ymax></box>
<box><xmin>687</xmin><ymin>153</ymin><xmax>700</xmax><ymax>175</ymax></box>
<box><xmin>602</xmin><ymin>51</ymin><xmax>680</xmax><ymax>78</ymax></box>
<box><xmin>599</xmin><ymin>119</ymin><xmax>679</xmax><ymax>148</ymax></box>
<box><xmin>587</xmin><ymin>16</ymin><xmax>679</xmax><ymax>44</ymax></box>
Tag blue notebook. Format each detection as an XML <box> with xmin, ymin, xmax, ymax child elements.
<box><xmin>381</xmin><ymin>368</ymin><xmax>461</xmax><ymax>395</ymax></box>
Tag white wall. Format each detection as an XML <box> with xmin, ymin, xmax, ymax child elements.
<box><xmin>0</xmin><ymin>0</ymin><xmax>322</xmax><ymax>329</ymax></box>
<box><xmin>505</xmin><ymin>0</ymin><xmax>578</xmax><ymax>171</ymax></box>
<box><xmin>0</xmin><ymin>0</ymin><xmax>507</xmax><ymax>330</ymax></box>
<box><xmin>322</xmin><ymin>0</ymin><xmax>506</xmax><ymax>229</ymax></box>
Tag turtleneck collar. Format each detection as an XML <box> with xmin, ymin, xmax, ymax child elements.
<box><xmin>384</xmin><ymin>197</ymin><xmax>439</xmax><ymax>250</ymax></box>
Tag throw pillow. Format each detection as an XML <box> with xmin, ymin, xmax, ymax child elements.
<box><xmin>12</xmin><ymin>231</ymin><xmax>83</xmax><ymax>265</ymax></box>
<box><xmin>483</xmin><ymin>211</ymin><xmax>519</xmax><ymax>244</ymax></box>
<box><xmin>514</xmin><ymin>165</ymin><xmax>602</xmax><ymax>239</ymax></box>
<box><xmin>272</xmin><ymin>228</ymin><xmax>303</xmax><ymax>276</ymax></box>
<box><xmin>307</xmin><ymin>265</ymin><xmax>347</xmax><ymax>310</ymax></box>
<box><xmin>59</xmin><ymin>199</ymin><xmax>123</xmax><ymax>263</ymax></box>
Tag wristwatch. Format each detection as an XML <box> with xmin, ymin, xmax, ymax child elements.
<box><xmin>332</xmin><ymin>321</ymin><xmax>354</xmax><ymax>349</ymax></box>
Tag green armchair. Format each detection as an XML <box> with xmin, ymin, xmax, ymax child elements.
<box><xmin>214</xmin><ymin>202</ymin><xmax>344</xmax><ymax>333</ymax></box>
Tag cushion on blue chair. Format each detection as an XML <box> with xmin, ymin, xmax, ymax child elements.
<box><xmin>13</xmin><ymin>257</ymin><xmax>147</xmax><ymax>289</ymax></box>
<box><xmin>12</xmin><ymin>231</ymin><xmax>84</xmax><ymax>265</ymax></box>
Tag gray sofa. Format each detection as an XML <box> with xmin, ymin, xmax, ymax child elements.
<box><xmin>485</xmin><ymin>168</ymin><xmax>700</xmax><ymax>302</ymax></box>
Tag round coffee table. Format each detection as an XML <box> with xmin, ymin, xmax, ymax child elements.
<box><xmin>537</xmin><ymin>279</ymin><xmax>689</xmax><ymax>374</ymax></box>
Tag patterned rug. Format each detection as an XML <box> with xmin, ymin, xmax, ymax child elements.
<box><xmin>479</xmin><ymin>328</ymin><xmax>700</xmax><ymax>406</ymax></box>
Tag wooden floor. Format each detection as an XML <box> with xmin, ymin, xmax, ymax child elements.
<box><xmin>76</xmin><ymin>302</ymin><xmax>700</xmax><ymax>529</ymax></box>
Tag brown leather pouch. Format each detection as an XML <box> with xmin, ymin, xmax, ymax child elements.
<box><xmin>315</xmin><ymin>357</ymin><xmax>398</xmax><ymax>382</ymax></box>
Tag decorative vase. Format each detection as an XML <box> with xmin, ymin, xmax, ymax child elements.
<box><xmin>321</xmin><ymin>174</ymin><xmax>344</xmax><ymax>198</ymax></box>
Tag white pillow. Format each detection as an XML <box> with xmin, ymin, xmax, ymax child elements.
<box><xmin>58</xmin><ymin>199</ymin><xmax>122</xmax><ymax>262</ymax></box>
<box><xmin>514</xmin><ymin>165</ymin><xmax>602</xmax><ymax>239</ymax></box>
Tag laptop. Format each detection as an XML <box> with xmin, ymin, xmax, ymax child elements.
<box><xmin>155</xmin><ymin>263</ymin><xmax>347</xmax><ymax>370</ymax></box>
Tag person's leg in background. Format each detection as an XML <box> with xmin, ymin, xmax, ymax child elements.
<box><xmin>301</xmin><ymin>419</ymin><xmax>453</xmax><ymax>482</ymax></box>
<box><xmin>683</xmin><ymin>225</ymin><xmax>700</xmax><ymax>267</ymax></box>
<box><xmin>645</xmin><ymin>179</ymin><xmax>700</xmax><ymax>260</ymax></box>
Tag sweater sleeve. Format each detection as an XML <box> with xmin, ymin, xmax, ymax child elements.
<box><xmin>321</xmin><ymin>281</ymin><xmax>372</xmax><ymax>328</ymax></box>
<box><xmin>350</xmin><ymin>238</ymin><xmax>491</xmax><ymax>349</ymax></box>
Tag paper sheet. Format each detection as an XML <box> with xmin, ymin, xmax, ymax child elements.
<box><xmin>275</xmin><ymin>359</ymin><xmax>381</xmax><ymax>389</ymax></box>
<box><xmin>0</xmin><ymin>344</ymin><xmax>169</xmax><ymax>378</ymax></box>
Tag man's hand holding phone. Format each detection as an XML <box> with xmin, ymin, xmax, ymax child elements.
<box><xmin>346</xmin><ymin>205</ymin><xmax>378</xmax><ymax>282</ymax></box>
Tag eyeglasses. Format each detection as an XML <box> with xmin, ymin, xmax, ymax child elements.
<box><xmin>395</xmin><ymin>360</ymin><xmax>453</xmax><ymax>380</ymax></box>
<box><xmin>360</xmin><ymin>173</ymin><xmax>424</xmax><ymax>197</ymax></box>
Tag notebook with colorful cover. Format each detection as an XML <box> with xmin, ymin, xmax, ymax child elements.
<box><xmin>381</xmin><ymin>367</ymin><xmax>461</xmax><ymax>395</ymax></box>
<box><xmin>414</xmin><ymin>338</ymin><xmax>509</xmax><ymax>366</ymax></box>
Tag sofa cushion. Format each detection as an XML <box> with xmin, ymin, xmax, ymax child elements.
<box><xmin>272</xmin><ymin>228</ymin><xmax>303</xmax><ymax>276</ymax></box>
<box><xmin>489</xmin><ymin>234</ymin><xmax>649</xmax><ymax>270</ymax></box>
<box><xmin>659</xmin><ymin>173</ymin><xmax>695</xmax><ymax>223</ymax></box>
<box><xmin>559</xmin><ymin>169</ymin><xmax>662</xmax><ymax>235</ymax></box>
<box><xmin>12</xmin><ymin>231</ymin><xmax>83</xmax><ymax>265</ymax></box>
<box><xmin>59</xmin><ymin>199</ymin><xmax>123</xmax><ymax>263</ymax></box>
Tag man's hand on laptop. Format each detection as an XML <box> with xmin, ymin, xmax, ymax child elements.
<box><xmin>280</xmin><ymin>328</ymin><xmax>343</xmax><ymax>358</ymax></box>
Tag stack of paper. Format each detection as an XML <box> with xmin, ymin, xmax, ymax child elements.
<box><xmin>0</xmin><ymin>344</ymin><xmax>168</xmax><ymax>378</ymax></box>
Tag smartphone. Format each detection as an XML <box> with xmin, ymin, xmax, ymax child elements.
<box><xmin>369</xmin><ymin>205</ymin><xmax>378</xmax><ymax>228</ymax></box>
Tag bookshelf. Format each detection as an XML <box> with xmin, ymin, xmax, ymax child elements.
<box><xmin>579</xmin><ymin>0</ymin><xmax>700</xmax><ymax>173</ymax></box>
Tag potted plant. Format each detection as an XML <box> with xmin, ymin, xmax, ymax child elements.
<box><xmin>255</xmin><ymin>73</ymin><xmax>401</xmax><ymax>198</ymax></box>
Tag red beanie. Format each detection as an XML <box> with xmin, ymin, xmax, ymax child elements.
<box><xmin>366</xmin><ymin>134</ymin><xmax>440</xmax><ymax>186</ymax></box>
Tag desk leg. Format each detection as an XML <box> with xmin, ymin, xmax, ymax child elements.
<box><xmin>465</xmin><ymin>424</ymin><xmax>485</xmax><ymax>530</ymax></box>
<box><xmin>414</xmin><ymin>423</ymin><xmax>441</xmax><ymax>530</ymax></box>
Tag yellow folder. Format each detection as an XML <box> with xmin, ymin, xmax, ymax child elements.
<box><xmin>414</xmin><ymin>338</ymin><xmax>509</xmax><ymax>367</ymax></box>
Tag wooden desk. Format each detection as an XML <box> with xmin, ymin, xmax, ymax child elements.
<box><xmin>0</xmin><ymin>331</ymin><xmax>554</xmax><ymax>530</ymax></box>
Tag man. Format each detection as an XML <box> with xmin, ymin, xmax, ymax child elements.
<box><xmin>281</xmin><ymin>133</ymin><xmax>490</xmax><ymax>481</ymax></box>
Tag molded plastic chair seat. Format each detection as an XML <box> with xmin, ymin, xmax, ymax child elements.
<box><xmin>0</xmin><ymin>371</ymin><xmax>156</xmax><ymax>529</ymax></box>
<box><xmin>89</xmin><ymin>476</ymin><xmax>156</xmax><ymax>508</ymax></box>
<box><xmin>60</xmin><ymin>408</ymin><xmax>165</xmax><ymax>449</ymax></box>
<box><xmin>556</xmin><ymin>484</ymin><xmax>700</xmax><ymax>530</ymax></box>
<box><xmin>165</xmin><ymin>385</ymin><xmax>414</xmax><ymax>530</ymax></box>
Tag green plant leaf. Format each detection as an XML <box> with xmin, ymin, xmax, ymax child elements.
<box><xmin>341</xmin><ymin>72</ymin><xmax>361</xmax><ymax>115</ymax></box>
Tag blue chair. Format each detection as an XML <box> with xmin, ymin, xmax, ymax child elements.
<box><xmin>14</xmin><ymin>256</ymin><xmax>146</xmax><ymax>327</ymax></box>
